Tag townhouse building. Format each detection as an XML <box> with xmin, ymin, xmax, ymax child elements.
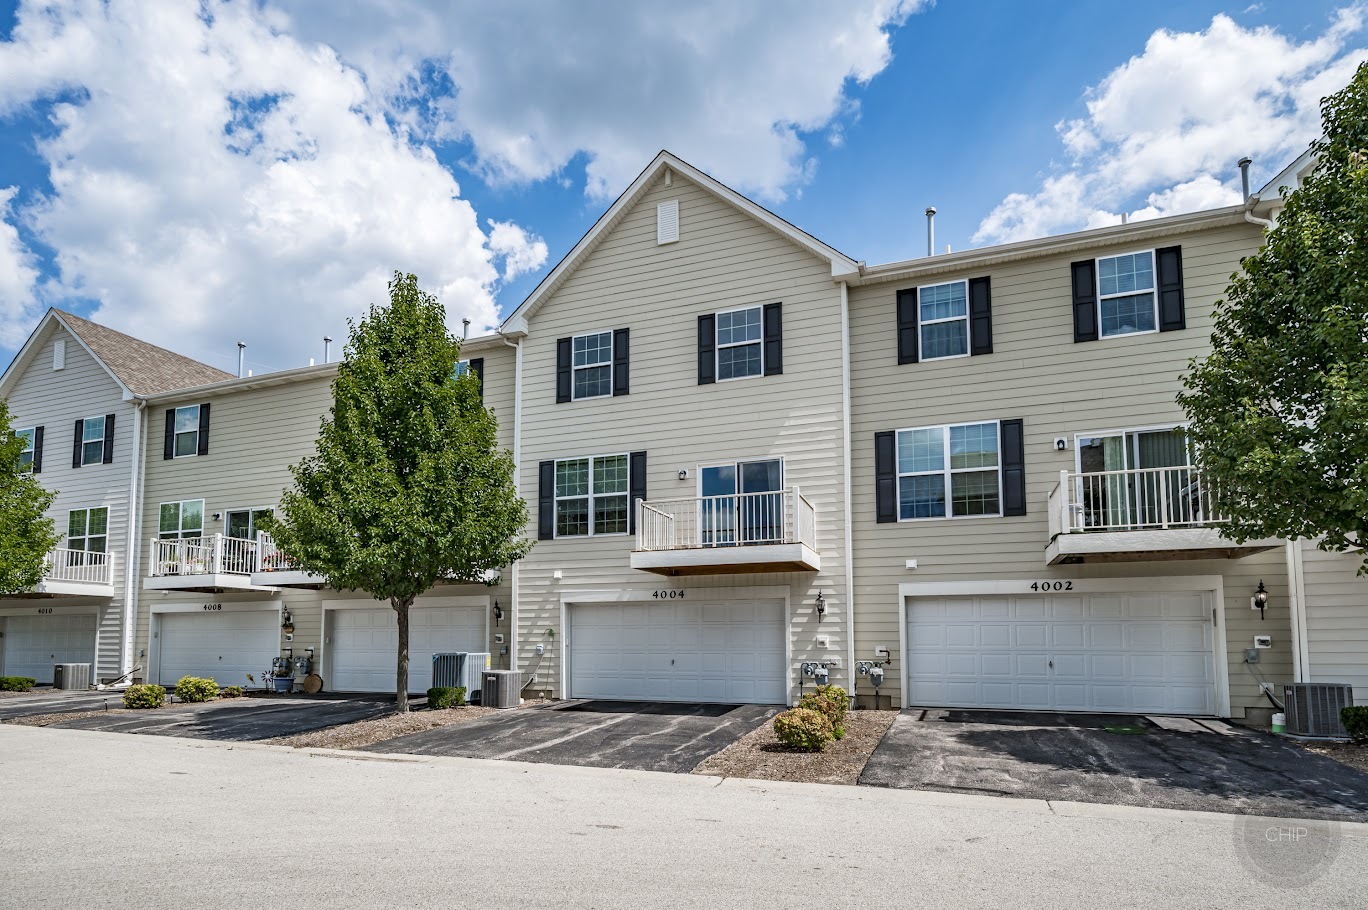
<box><xmin>4</xmin><ymin>148</ymin><xmax>1364</xmax><ymax>723</ymax></box>
<box><xmin>0</xmin><ymin>310</ymin><xmax>231</xmax><ymax>683</ymax></box>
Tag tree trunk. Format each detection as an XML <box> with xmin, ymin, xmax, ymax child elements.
<box><xmin>393</xmin><ymin>595</ymin><xmax>413</xmax><ymax>713</ymax></box>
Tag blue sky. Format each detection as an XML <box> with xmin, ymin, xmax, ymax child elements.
<box><xmin>0</xmin><ymin>1</ymin><xmax>1361</xmax><ymax>376</ymax></box>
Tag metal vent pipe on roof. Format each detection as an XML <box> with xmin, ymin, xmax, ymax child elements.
<box><xmin>324</xmin><ymin>336</ymin><xmax>332</xmax><ymax>364</ymax></box>
<box><xmin>925</xmin><ymin>206</ymin><xmax>937</xmax><ymax>257</ymax></box>
<box><xmin>237</xmin><ymin>342</ymin><xmax>246</xmax><ymax>378</ymax></box>
<box><xmin>1239</xmin><ymin>157</ymin><xmax>1253</xmax><ymax>202</ymax></box>
<box><xmin>462</xmin><ymin>318</ymin><xmax>470</xmax><ymax>340</ymax></box>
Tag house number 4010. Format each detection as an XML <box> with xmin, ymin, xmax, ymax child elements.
<box><xmin>652</xmin><ymin>590</ymin><xmax>685</xmax><ymax>599</ymax></box>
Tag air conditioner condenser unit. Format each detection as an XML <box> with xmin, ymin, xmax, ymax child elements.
<box><xmin>432</xmin><ymin>651</ymin><xmax>491</xmax><ymax>703</ymax></box>
<box><xmin>481</xmin><ymin>670</ymin><xmax>520</xmax><ymax>709</ymax></box>
<box><xmin>1282</xmin><ymin>683</ymin><xmax>1354</xmax><ymax>739</ymax></box>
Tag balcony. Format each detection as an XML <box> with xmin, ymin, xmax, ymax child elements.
<box><xmin>144</xmin><ymin>535</ymin><xmax>276</xmax><ymax>592</ymax></box>
<box><xmin>1045</xmin><ymin>466</ymin><xmax>1279</xmax><ymax>565</ymax></box>
<box><xmin>249</xmin><ymin>532</ymin><xmax>326</xmax><ymax>587</ymax></box>
<box><xmin>630</xmin><ymin>488</ymin><xmax>821</xmax><ymax>576</ymax></box>
<box><xmin>26</xmin><ymin>547</ymin><xmax>115</xmax><ymax>598</ymax></box>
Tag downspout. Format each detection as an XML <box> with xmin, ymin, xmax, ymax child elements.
<box><xmin>501</xmin><ymin>332</ymin><xmax>524</xmax><ymax>680</ymax></box>
<box><xmin>1239</xmin><ymin>157</ymin><xmax>1276</xmax><ymax>230</ymax></box>
<box><xmin>1286</xmin><ymin>540</ymin><xmax>1310</xmax><ymax>683</ymax></box>
<box><xmin>840</xmin><ymin>282</ymin><xmax>857</xmax><ymax>704</ymax></box>
<box><xmin>122</xmin><ymin>398</ymin><xmax>146</xmax><ymax>679</ymax></box>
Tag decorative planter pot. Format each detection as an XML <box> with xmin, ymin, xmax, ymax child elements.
<box><xmin>272</xmin><ymin>676</ymin><xmax>295</xmax><ymax>694</ymax></box>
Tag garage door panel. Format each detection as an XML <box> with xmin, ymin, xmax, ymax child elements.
<box><xmin>907</xmin><ymin>590</ymin><xmax>1217</xmax><ymax>715</ymax></box>
<box><xmin>570</xmin><ymin>601</ymin><xmax>785</xmax><ymax>704</ymax></box>
<box><xmin>330</xmin><ymin>606</ymin><xmax>483</xmax><ymax>693</ymax></box>
<box><xmin>159</xmin><ymin>610</ymin><xmax>278</xmax><ymax>688</ymax></box>
<box><xmin>3</xmin><ymin>614</ymin><xmax>99</xmax><ymax>683</ymax></box>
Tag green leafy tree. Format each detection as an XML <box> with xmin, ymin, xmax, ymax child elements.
<box><xmin>266</xmin><ymin>273</ymin><xmax>532</xmax><ymax>710</ymax></box>
<box><xmin>1179</xmin><ymin>64</ymin><xmax>1368</xmax><ymax>572</ymax></box>
<box><xmin>0</xmin><ymin>400</ymin><xmax>59</xmax><ymax>594</ymax></box>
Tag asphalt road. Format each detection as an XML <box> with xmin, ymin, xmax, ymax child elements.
<box><xmin>3</xmin><ymin>725</ymin><xmax>1365</xmax><ymax>910</ymax></box>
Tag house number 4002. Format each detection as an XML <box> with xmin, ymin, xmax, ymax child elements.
<box><xmin>1030</xmin><ymin>581</ymin><xmax>1074</xmax><ymax>592</ymax></box>
<box><xmin>652</xmin><ymin>590</ymin><xmax>685</xmax><ymax>599</ymax></box>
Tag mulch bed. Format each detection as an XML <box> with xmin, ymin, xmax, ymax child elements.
<box><xmin>264</xmin><ymin>705</ymin><xmax>500</xmax><ymax>750</ymax></box>
<box><xmin>1295</xmin><ymin>739</ymin><xmax>1368</xmax><ymax>775</ymax></box>
<box><xmin>694</xmin><ymin>709</ymin><xmax>898</xmax><ymax>785</ymax></box>
<box><xmin>0</xmin><ymin>690</ymin><xmax>33</xmax><ymax>699</ymax></box>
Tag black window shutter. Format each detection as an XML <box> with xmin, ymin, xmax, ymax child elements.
<box><xmin>763</xmin><ymin>302</ymin><xmax>783</xmax><ymax>376</ymax></box>
<box><xmin>628</xmin><ymin>450</ymin><xmax>647</xmax><ymax>532</ymax></box>
<box><xmin>72</xmin><ymin>419</ymin><xmax>84</xmax><ymax>468</ymax></box>
<box><xmin>875</xmin><ymin>431</ymin><xmax>897</xmax><ymax>523</ymax></box>
<box><xmin>196</xmin><ymin>403</ymin><xmax>211</xmax><ymax>457</ymax></box>
<box><xmin>556</xmin><ymin>338</ymin><xmax>572</xmax><ymax>403</ymax></box>
<box><xmin>1156</xmin><ymin>246</ymin><xmax>1186</xmax><ymax>332</ymax></box>
<box><xmin>102</xmin><ymin>413</ymin><xmax>115</xmax><ymax>464</ymax></box>
<box><xmin>613</xmin><ymin>328</ymin><xmax>630</xmax><ymax>396</ymax></box>
<box><xmin>469</xmin><ymin>358</ymin><xmax>485</xmax><ymax>400</ymax></box>
<box><xmin>896</xmin><ymin>289</ymin><xmax>919</xmax><ymax>364</ymax></box>
<box><xmin>1000</xmin><ymin>419</ymin><xmax>1026</xmax><ymax>517</ymax></box>
<box><xmin>969</xmin><ymin>277</ymin><xmax>993</xmax><ymax>356</ymax></box>
<box><xmin>1071</xmin><ymin>260</ymin><xmax>1098</xmax><ymax>342</ymax></box>
<box><xmin>697</xmin><ymin>314</ymin><xmax>716</xmax><ymax>385</ymax></box>
<box><xmin>538</xmin><ymin>460</ymin><xmax>556</xmax><ymax>540</ymax></box>
<box><xmin>163</xmin><ymin>409</ymin><xmax>175</xmax><ymax>460</ymax></box>
<box><xmin>32</xmin><ymin>426</ymin><xmax>43</xmax><ymax>474</ymax></box>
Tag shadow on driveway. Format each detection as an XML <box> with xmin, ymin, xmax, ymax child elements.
<box><xmin>44</xmin><ymin>695</ymin><xmax>395</xmax><ymax>742</ymax></box>
<box><xmin>0</xmin><ymin>689</ymin><xmax>124</xmax><ymax>720</ymax></box>
<box><xmin>859</xmin><ymin>709</ymin><xmax>1368</xmax><ymax>821</ymax></box>
<box><xmin>369</xmin><ymin>700</ymin><xmax>778</xmax><ymax>772</ymax></box>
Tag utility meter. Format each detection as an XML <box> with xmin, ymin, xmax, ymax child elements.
<box><xmin>869</xmin><ymin>665</ymin><xmax>885</xmax><ymax>688</ymax></box>
<box><xmin>813</xmin><ymin>665</ymin><xmax>830</xmax><ymax>685</ymax></box>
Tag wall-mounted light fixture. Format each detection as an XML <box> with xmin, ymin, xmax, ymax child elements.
<box><xmin>281</xmin><ymin>609</ymin><xmax>294</xmax><ymax>633</ymax></box>
<box><xmin>492</xmin><ymin>600</ymin><xmax>504</xmax><ymax>623</ymax></box>
<box><xmin>1253</xmin><ymin>580</ymin><xmax>1268</xmax><ymax>621</ymax></box>
<box><xmin>678</xmin><ymin>469</ymin><xmax>688</xmax><ymax>480</ymax></box>
<box><xmin>815</xmin><ymin>590</ymin><xmax>826</xmax><ymax>620</ymax></box>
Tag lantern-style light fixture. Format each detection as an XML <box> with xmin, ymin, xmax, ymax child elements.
<box><xmin>1253</xmin><ymin>580</ymin><xmax>1269</xmax><ymax>621</ymax></box>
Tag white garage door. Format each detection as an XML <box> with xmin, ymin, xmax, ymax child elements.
<box><xmin>569</xmin><ymin>601</ymin><xmax>786</xmax><ymax>704</ymax></box>
<box><xmin>329</xmin><ymin>606</ymin><xmax>485</xmax><ymax>693</ymax></box>
<box><xmin>906</xmin><ymin>591</ymin><xmax>1217</xmax><ymax>715</ymax></box>
<box><xmin>158</xmin><ymin>610</ymin><xmax>279</xmax><ymax>687</ymax></box>
<box><xmin>2</xmin><ymin>613</ymin><xmax>98</xmax><ymax>683</ymax></box>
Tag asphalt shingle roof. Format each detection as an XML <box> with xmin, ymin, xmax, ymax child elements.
<box><xmin>55</xmin><ymin>309</ymin><xmax>234</xmax><ymax>396</ymax></box>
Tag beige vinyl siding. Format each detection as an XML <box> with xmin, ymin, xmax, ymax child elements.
<box><xmin>848</xmin><ymin>221</ymin><xmax>1285</xmax><ymax>718</ymax></box>
<box><xmin>514</xmin><ymin>171</ymin><xmax>849</xmax><ymax>702</ymax></box>
<box><xmin>1</xmin><ymin>321</ymin><xmax>135</xmax><ymax>681</ymax></box>
<box><xmin>134</xmin><ymin>349</ymin><xmax>516</xmax><ymax>686</ymax></box>
<box><xmin>1298</xmin><ymin>541</ymin><xmax>1368</xmax><ymax>702</ymax></box>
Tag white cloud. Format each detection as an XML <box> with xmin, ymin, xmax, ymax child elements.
<box><xmin>0</xmin><ymin>0</ymin><xmax>924</xmax><ymax>370</ymax></box>
<box><xmin>973</xmin><ymin>8</ymin><xmax>1368</xmax><ymax>245</ymax></box>
<box><xmin>271</xmin><ymin>0</ymin><xmax>927</xmax><ymax>202</ymax></box>
<box><xmin>0</xmin><ymin>187</ymin><xmax>40</xmax><ymax>341</ymax></box>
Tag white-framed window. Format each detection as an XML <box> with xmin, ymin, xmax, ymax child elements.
<box><xmin>173</xmin><ymin>405</ymin><xmax>200</xmax><ymax>457</ymax></box>
<box><xmin>159</xmin><ymin>499</ymin><xmax>205</xmax><ymax>540</ymax></box>
<box><xmin>80</xmin><ymin>415</ymin><xmax>106</xmax><ymax>465</ymax></box>
<box><xmin>68</xmin><ymin>507</ymin><xmax>108</xmax><ymax>555</ymax></box>
<box><xmin>918</xmin><ymin>280</ymin><xmax>969</xmax><ymax>360</ymax></box>
<box><xmin>896</xmin><ymin>421</ymin><xmax>1001</xmax><ymax>520</ymax></box>
<box><xmin>555</xmin><ymin>454</ymin><xmax>629</xmax><ymax>536</ymax></box>
<box><xmin>1097</xmin><ymin>251</ymin><xmax>1157</xmax><ymax>338</ymax></box>
<box><xmin>572</xmin><ymin>332</ymin><xmax>614</xmax><ymax>399</ymax></box>
<box><xmin>15</xmin><ymin>427</ymin><xmax>35</xmax><ymax>472</ymax></box>
<box><xmin>225</xmin><ymin>508</ymin><xmax>273</xmax><ymax>541</ymax></box>
<box><xmin>454</xmin><ymin>360</ymin><xmax>471</xmax><ymax>379</ymax></box>
<box><xmin>716</xmin><ymin>306</ymin><xmax>763</xmax><ymax>380</ymax></box>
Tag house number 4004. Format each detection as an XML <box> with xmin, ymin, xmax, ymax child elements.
<box><xmin>652</xmin><ymin>590</ymin><xmax>685</xmax><ymax>599</ymax></box>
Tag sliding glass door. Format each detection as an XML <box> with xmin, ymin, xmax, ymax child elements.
<box><xmin>1077</xmin><ymin>429</ymin><xmax>1193</xmax><ymax>529</ymax></box>
<box><xmin>699</xmin><ymin>459</ymin><xmax>783</xmax><ymax>546</ymax></box>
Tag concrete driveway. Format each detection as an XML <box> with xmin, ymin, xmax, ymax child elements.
<box><xmin>860</xmin><ymin>709</ymin><xmax>1368</xmax><ymax>821</ymax></box>
<box><xmin>370</xmin><ymin>700</ymin><xmax>778</xmax><ymax>772</ymax></box>
<box><xmin>36</xmin><ymin>694</ymin><xmax>395</xmax><ymax>742</ymax></box>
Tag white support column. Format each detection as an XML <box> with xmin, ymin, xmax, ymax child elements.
<box><xmin>212</xmin><ymin>533</ymin><xmax>224</xmax><ymax>575</ymax></box>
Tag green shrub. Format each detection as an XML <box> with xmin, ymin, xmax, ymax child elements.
<box><xmin>123</xmin><ymin>684</ymin><xmax>166</xmax><ymax>709</ymax></box>
<box><xmin>427</xmin><ymin>686</ymin><xmax>467</xmax><ymax>709</ymax></box>
<box><xmin>773</xmin><ymin>707</ymin><xmax>834</xmax><ymax>752</ymax></box>
<box><xmin>799</xmin><ymin>684</ymin><xmax>848</xmax><ymax>730</ymax></box>
<box><xmin>1342</xmin><ymin>706</ymin><xmax>1368</xmax><ymax>743</ymax></box>
<box><xmin>173</xmin><ymin>676</ymin><xmax>220</xmax><ymax>703</ymax></box>
<box><xmin>0</xmin><ymin>676</ymin><xmax>37</xmax><ymax>692</ymax></box>
<box><xmin>220</xmin><ymin>685</ymin><xmax>244</xmax><ymax>699</ymax></box>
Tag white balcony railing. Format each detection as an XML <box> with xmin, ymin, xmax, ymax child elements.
<box><xmin>636</xmin><ymin>488</ymin><xmax>817</xmax><ymax>552</ymax></box>
<box><xmin>254</xmin><ymin>531</ymin><xmax>297</xmax><ymax>573</ymax></box>
<box><xmin>1048</xmin><ymin>466</ymin><xmax>1229</xmax><ymax>537</ymax></box>
<box><xmin>148</xmin><ymin>534</ymin><xmax>258</xmax><ymax>577</ymax></box>
<box><xmin>45</xmin><ymin>547</ymin><xmax>111</xmax><ymax>585</ymax></box>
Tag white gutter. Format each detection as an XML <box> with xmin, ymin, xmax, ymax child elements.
<box><xmin>1243</xmin><ymin>202</ymin><xmax>1275</xmax><ymax>230</ymax></box>
<box><xmin>839</xmin><ymin>282</ymin><xmax>856</xmax><ymax>700</ymax></box>
<box><xmin>501</xmin><ymin>332</ymin><xmax>524</xmax><ymax>679</ymax></box>
<box><xmin>121</xmin><ymin>398</ymin><xmax>146</xmax><ymax>677</ymax></box>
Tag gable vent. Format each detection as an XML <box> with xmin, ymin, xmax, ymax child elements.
<box><xmin>657</xmin><ymin>199</ymin><xmax>679</xmax><ymax>245</ymax></box>
<box><xmin>53</xmin><ymin>339</ymin><xmax>66</xmax><ymax>371</ymax></box>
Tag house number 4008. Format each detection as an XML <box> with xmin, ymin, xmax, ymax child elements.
<box><xmin>202</xmin><ymin>603</ymin><xmax>223</xmax><ymax>611</ymax></box>
<box><xmin>652</xmin><ymin>590</ymin><xmax>685</xmax><ymax>599</ymax></box>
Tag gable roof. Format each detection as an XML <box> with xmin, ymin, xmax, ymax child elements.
<box><xmin>0</xmin><ymin>308</ymin><xmax>233</xmax><ymax>399</ymax></box>
<box><xmin>499</xmin><ymin>150</ymin><xmax>861</xmax><ymax>334</ymax></box>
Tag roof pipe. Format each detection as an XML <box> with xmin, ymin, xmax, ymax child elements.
<box><xmin>236</xmin><ymin>342</ymin><xmax>246</xmax><ymax>378</ymax></box>
<box><xmin>1240</xmin><ymin>157</ymin><xmax>1276</xmax><ymax>229</ymax></box>
<box><xmin>924</xmin><ymin>206</ymin><xmax>936</xmax><ymax>258</ymax></box>
<box><xmin>323</xmin><ymin>336</ymin><xmax>332</xmax><ymax>364</ymax></box>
